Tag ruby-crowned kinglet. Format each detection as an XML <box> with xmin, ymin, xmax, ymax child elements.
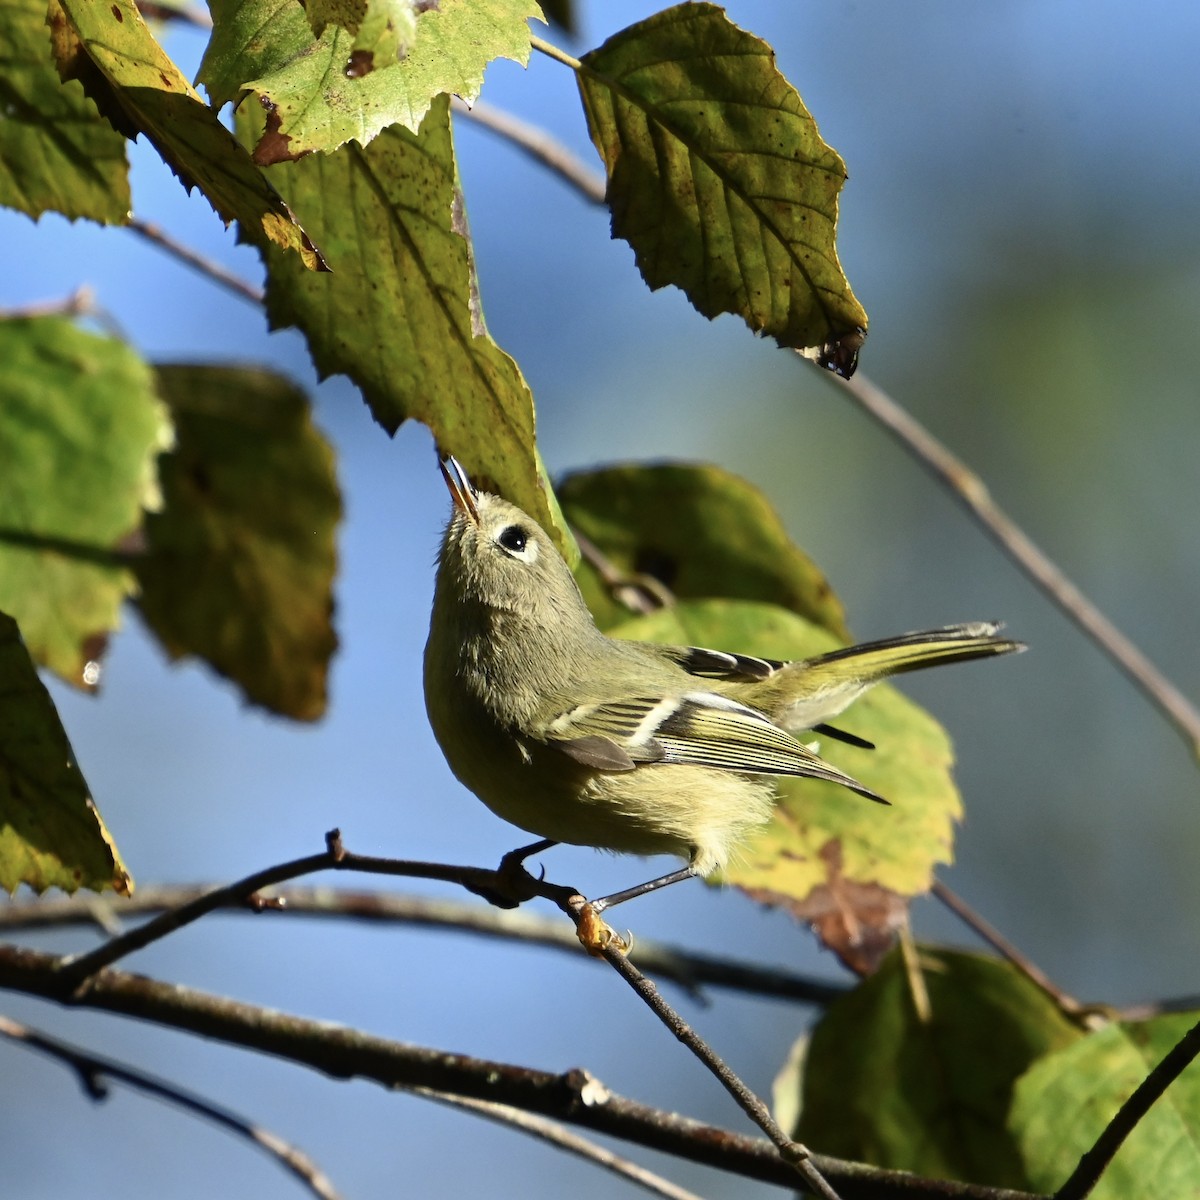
<box><xmin>424</xmin><ymin>457</ymin><xmax>1023</xmax><ymax>913</ymax></box>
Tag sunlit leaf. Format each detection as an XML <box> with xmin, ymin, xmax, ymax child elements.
<box><xmin>136</xmin><ymin>366</ymin><xmax>340</xmax><ymax>721</ymax></box>
<box><xmin>49</xmin><ymin>0</ymin><xmax>325</xmax><ymax>269</ymax></box>
<box><xmin>0</xmin><ymin>612</ymin><xmax>132</xmax><ymax>895</ymax></box>
<box><xmin>234</xmin><ymin>95</ymin><xmax>567</xmax><ymax>552</ymax></box>
<box><xmin>0</xmin><ymin>315</ymin><xmax>171</xmax><ymax>688</ymax></box>
<box><xmin>558</xmin><ymin>462</ymin><xmax>848</xmax><ymax>638</ymax></box>
<box><xmin>0</xmin><ymin>0</ymin><xmax>129</xmax><ymax>222</ymax></box>
<box><xmin>201</xmin><ymin>0</ymin><xmax>542</xmax><ymax>160</ymax></box>
<box><xmin>1011</xmin><ymin>1013</ymin><xmax>1200</xmax><ymax>1199</ymax></box>
<box><xmin>578</xmin><ymin>3</ymin><xmax>867</xmax><ymax>374</ymax></box>
<box><xmin>609</xmin><ymin>600</ymin><xmax>967</xmax><ymax>967</ymax></box>
<box><xmin>790</xmin><ymin>948</ymin><xmax>1081</xmax><ymax>1186</ymax></box>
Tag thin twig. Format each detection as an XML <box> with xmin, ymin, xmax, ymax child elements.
<box><xmin>414</xmin><ymin>1088</ymin><xmax>706</xmax><ymax>1200</ymax></box>
<box><xmin>451</xmin><ymin>99</ymin><xmax>606</xmax><ymax>205</ymax></box>
<box><xmin>0</xmin><ymin>1014</ymin><xmax>342</xmax><ymax>1200</ymax></box>
<box><xmin>1</xmin><ymin>884</ymin><xmax>847</xmax><ymax>1007</ymax></box>
<box><xmin>0</xmin><ymin>287</ymin><xmax>96</xmax><ymax>321</ymax></box>
<box><xmin>0</xmin><ymin>943</ymin><xmax>1042</xmax><ymax>1199</ymax></box>
<box><xmin>825</xmin><ymin>366</ymin><xmax>1200</xmax><ymax>759</ymax></box>
<box><xmin>555</xmin><ymin>896</ymin><xmax>841</xmax><ymax>1200</ymax></box>
<box><xmin>930</xmin><ymin>881</ymin><xmax>1092</xmax><ymax>1022</ymax></box>
<box><xmin>1052</xmin><ymin>1016</ymin><xmax>1200</xmax><ymax>1200</ymax></box>
<box><xmin>128</xmin><ymin>218</ymin><xmax>265</xmax><ymax>306</ymax></box>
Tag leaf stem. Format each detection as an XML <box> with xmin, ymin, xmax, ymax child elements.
<box><xmin>529</xmin><ymin>33</ymin><xmax>583</xmax><ymax>72</ymax></box>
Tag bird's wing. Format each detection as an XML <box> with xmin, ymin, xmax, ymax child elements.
<box><xmin>544</xmin><ymin>692</ymin><xmax>885</xmax><ymax>803</ymax></box>
<box><xmin>653</xmin><ymin>644</ymin><xmax>784</xmax><ymax>681</ymax></box>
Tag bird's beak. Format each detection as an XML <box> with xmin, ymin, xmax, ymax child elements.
<box><xmin>439</xmin><ymin>455</ymin><xmax>480</xmax><ymax>523</ymax></box>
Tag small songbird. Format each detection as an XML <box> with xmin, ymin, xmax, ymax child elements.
<box><xmin>424</xmin><ymin>456</ymin><xmax>1023</xmax><ymax>922</ymax></box>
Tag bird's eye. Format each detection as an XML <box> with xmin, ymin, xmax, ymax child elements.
<box><xmin>497</xmin><ymin>525</ymin><xmax>528</xmax><ymax>554</ymax></box>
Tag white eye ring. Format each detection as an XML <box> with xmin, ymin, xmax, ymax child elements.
<box><xmin>496</xmin><ymin>524</ymin><xmax>538</xmax><ymax>563</ymax></box>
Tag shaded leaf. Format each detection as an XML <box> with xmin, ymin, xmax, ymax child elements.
<box><xmin>578</xmin><ymin>3</ymin><xmax>867</xmax><ymax>374</ymax></box>
<box><xmin>0</xmin><ymin>612</ymin><xmax>132</xmax><ymax>895</ymax></box>
<box><xmin>136</xmin><ymin>366</ymin><xmax>340</xmax><ymax>721</ymax></box>
<box><xmin>0</xmin><ymin>316</ymin><xmax>171</xmax><ymax>688</ymax></box>
<box><xmin>791</xmin><ymin>947</ymin><xmax>1081</xmax><ymax>1187</ymax></box>
<box><xmin>48</xmin><ymin>0</ymin><xmax>325</xmax><ymax>269</ymax></box>
<box><xmin>1011</xmin><ymin>1013</ymin><xmax>1200</xmax><ymax>1199</ymax></box>
<box><xmin>558</xmin><ymin>462</ymin><xmax>848</xmax><ymax>638</ymax></box>
<box><xmin>0</xmin><ymin>0</ymin><xmax>129</xmax><ymax>222</ymax></box>
<box><xmin>201</xmin><ymin>0</ymin><xmax>541</xmax><ymax>159</ymax></box>
<box><xmin>609</xmin><ymin>600</ymin><xmax>967</xmax><ymax>967</ymax></box>
<box><xmin>234</xmin><ymin>95</ymin><xmax>568</xmax><ymax>553</ymax></box>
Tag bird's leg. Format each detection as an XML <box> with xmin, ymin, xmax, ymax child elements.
<box><xmin>575</xmin><ymin>866</ymin><xmax>698</xmax><ymax>956</ymax></box>
<box><xmin>470</xmin><ymin>838</ymin><xmax>558</xmax><ymax>909</ymax></box>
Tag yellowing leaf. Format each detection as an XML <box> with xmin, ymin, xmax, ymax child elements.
<box><xmin>1012</xmin><ymin>1014</ymin><xmax>1200</xmax><ymax>1199</ymax></box>
<box><xmin>201</xmin><ymin>0</ymin><xmax>542</xmax><ymax>159</ymax></box>
<box><xmin>136</xmin><ymin>366</ymin><xmax>341</xmax><ymax>722</ymax></box>
<box><xmin>608</xmin><ymin>600</ymin><xmax>966</xmax><ymax>967</ymax></box>
<box><xmin>0</xmin><ymin>0</ymin><xmax>129</xmax><ymax>222</ymax></box>
<box><xmin>792</xmin><ymin>948</ymin><xmax>1081</xmax><ymax>1186</ymax></box>
<box><xmin>0</xmin><ymin>316</ymin><xmax>171</xmax><ymax>688</ymax></box>
<box><xmin>557</xmin><ymin>462</ymin><xmax>848</xmax><ymax>638</ymax></box>
<box><xmin>235</xmin><ymin>96</ymin><xmax>567</xmax><ymax>553</ymax></box>
<box><xmin>49</xmin><ymin>0</ymin><xmax>325</xmax><ymax>269</ymax></box>
<box><xmin>0</xmin><ymin>612</ymin><xmax>131</xmax><ymax>895</ymax></box>
<box><xmin>579</xmin><ymin>3</ymin><xmax>867</xmax><ymax>375</ymax></box>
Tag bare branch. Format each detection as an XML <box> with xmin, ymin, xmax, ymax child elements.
<box><xmin>0</xmin><ymin>884</ymin><xmax>847</xmax><ymax>1007</ymax></box>
<box><xmin>0</xmin><ymin>942</ymin><xmax>1042</xmax><ymax>1200</ymax></box>
<box><xmin>1052</xmin><ymin>1016</ymin><xmax>1200</xmax><ymax>1200</ymax></box>
<box><xmin>451</xmin><ymin>98</ymin><xmax>605</xmax><ymax>206</ymax></box>
<box><xmin>931</xmin><ymin>881</ymin><xmax>1094</xmax><ymax>1024</ymax></box>
<box><xmin>822</xmin><ymin>365</ymin><xmax>1200</xmax><ymax>759</ymax></box>
<box><xmin>0</xmin><ymin>1013</ymin><xmax>342</xmax><ymax>1200</ymax></box>
<box><xmin>415</xmin><ymin>1088</ymin><xmax>706</xmax><ymax>1200</ymax></box>
<box><xmin>128</xmin><ymin>219</ymin><xmax>265</xmax><ymax>306</ymax></box>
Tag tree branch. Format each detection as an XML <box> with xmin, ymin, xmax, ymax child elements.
<box><xmin>128</xmin><ymin>219</ymin><xmax>265</xmax><ymax>306</ymax></box>
<box><xmin>823</xmin><ymin>365</ymin><xmax>1200</xmax><ymax>759</ymax></box>
<box><xmin>0</xmin><ymin>942</ymin><xmax>1042</xmax><ymax>1200</ymax></box>
<box><xmin>1052</xmin><ymin>1016</ymin><xmax>1200</xmax><ymax>1200</ymax></box>
<box><xmin>0</xmin><ymin>1013</ymin><xmax>342</xmax><ymax>1200</ymax></box>
<box><xmin>0</xmin><ymin>884</ymin><xmax>847</xmax><ymax>1007</ymax></box>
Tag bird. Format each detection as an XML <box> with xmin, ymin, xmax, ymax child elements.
<box><xmin>424</xmin><ymin>456</ymin><xmax>1023</xmax><ymax>940</ymax></box>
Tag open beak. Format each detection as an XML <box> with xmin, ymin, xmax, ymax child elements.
<box><xmin>438</xmin><ymin>454</ymin><xmax>480</xmax><ymax>523</ymax></box>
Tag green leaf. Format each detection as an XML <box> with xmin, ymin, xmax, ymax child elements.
<box><xmin>1011</xmin><ymin>1014</ymin><xmax>1200</xmax><ymax>1198</ymax></box>
<box><xmin>235</xmin><ymin>95</ymin><xmax>568</xmax><ymax>553</ymax></box>
<box><xmin>0</xmin><ymin>0</ymin><xmax>129</xmax><ymax>222</ymax></box>
<box><xmin>557</xmin><ymin>462</ymin><xmax>848</xmax><ymax>638</ymax></box>
<box><xmin>0</xmin><ymin>316</ymin><xmax>171</xmax><ymax>688</ymax></box>
<box><xmin>48</xmin><ymin>0</ymin><xmax>325</xmax><ymax>269</ymax></box>
<box><xmin>0</xmin><ymin>612</ymin><xmax>132</xmax><ymax>895</ymax></box>
<box><xmin>135</xmin><ymin>366</ymin><xmax>341</xmax><ymax>721</ymax></box>
<box><xmin>201</xmin><ymin>0</ymin><xmax>542</xmax><ymax>160</ymax></box>
<box><xmin>578</xmin><ymin>3</ymin><xmax>867</xmax><ymax>375</ymax></box>
<box><xmin>791</xmin><ymin>947</ymin><xmax>1082</xmax><ymax>1187</ymax></box>
<box><xmin>608</xmin><ymin>599</ymin><xmax>965</xmax><ymax>968</ymax></box>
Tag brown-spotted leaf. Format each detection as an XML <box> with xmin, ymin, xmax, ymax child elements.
<box><xmin>49</xmin><ymin>0</ymin><xmax>324</xmax><ymax>269</ymax></box>
<box><xmin>201</xmin><ymin>0</ymin><xmax>542</xmax><ymax>158</ymax></box>
<box><xmin>0</xmin><ymin>0</ymin><xmax>129</xmax><ymax>222</ymax></box>
<box><xmin>0</xmin><ymin>612</ymin><xmax>132</xmax><ymax>895</ymax></box>
<box><xmin>558</xmin><ymin>461</ymin><xmax>848</xmax><ymax>637</ymax></box>
<box><xmin>136</xmin><ymin>366</ymin><xmax>341</xmax><ymax>721</ymax></box>
<box><xmin>579</xmin><ymin>3</ymin><xmax>867</xmax><ymax>375</ymax></box>
<box><xmin>0</xmin><ymin>315</ymin><xmax>171</xmax><ymax>688</ymax></box>
<box><xmin>234</xmin><ymin>95</ymin><xmax>569</xmax><ymax>554</ymax></box>
<box><xmin>608</xmin><ymin>599</ymin><xmax>963</xmax><ymax>968</ymax></box>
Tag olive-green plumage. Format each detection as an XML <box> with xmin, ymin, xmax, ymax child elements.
<box><xmin>424</xmin><ymin>459</ymin><xmax>1023</xmax><ymax>878</ymax></box>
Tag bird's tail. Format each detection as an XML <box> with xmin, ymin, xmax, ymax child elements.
<box><xmin>773</xmin><ymin>621</ymin><xmax>1024</xmax><ymax>730</ymax></box>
